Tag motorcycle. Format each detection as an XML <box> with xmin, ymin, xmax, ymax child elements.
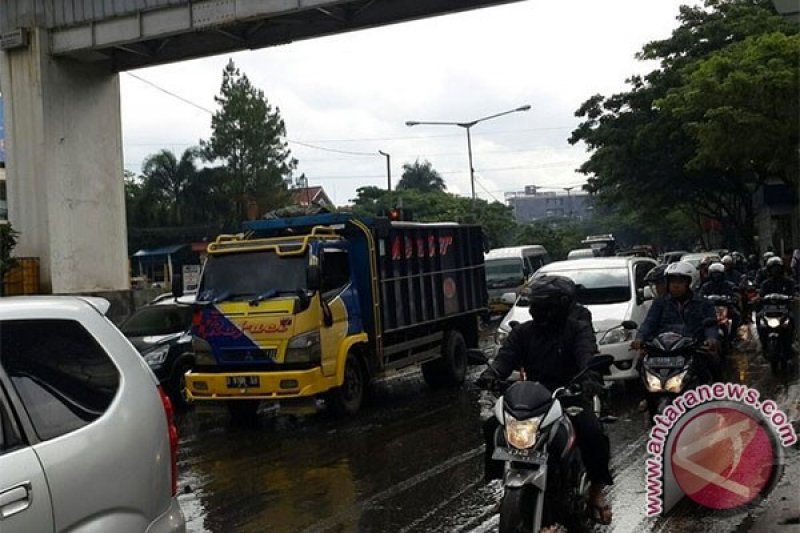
<box><xmin>477</xmin><ymin>353</ymin><xmax>615</xmax><ymax>532</ymax></box>
<box><xmin>703</xmin><ymin>294</ymin><xmax>738</xmax><ymax>357</ymax></box>
<box><xmin>638</xmin><ymin>326</ymin><xmax>716</xmax><ymax>420</ymax></box>
<box><xmin>757</xmin><ymin>293</ymin><xmax>796</xmax><ymax>373</ymax></box>
<box><xmin>740</xmin><ymin>278</ymin><xmax>759</xmax><ymax>324</ymax></box>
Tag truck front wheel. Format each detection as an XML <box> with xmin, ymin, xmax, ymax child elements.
<box><xmin>327</xmin><ymin>353</ymin><xmax>365</xmax><ymax>417</ymax></box>
<box><xmin>422</xmin><ymin>330</ymin><xmax>467</xmax><ymax>388</ymax></box>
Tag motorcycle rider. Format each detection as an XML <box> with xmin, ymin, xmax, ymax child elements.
<box><xmin>699</xmin><ymin>262</ymin><xmax>742</xmax><ymax>343</ymax></box>
<box><xmin>755</xmin><ymin>252</ymin><xmax>776</xmax><ymax>286</ymax></box>
<box><xmin>721</xmin><ymin>255</ymin><xmax>744</xmax><ymax>285</ymax></box>
<box><xmin>757</xmin><ymin>257</ymin><xmax>798</xmax><ymax>361</ymax></box>
<box><xmin>644</xmin><ymin>264</ymin><xmax>668</xmax><ymax>298</ymax></box>
<box><xmin>631</xmin><ymin>262</ymin><xmax>719</xmax><ymax>378</ymax></box>
<box><xmin>759</xmin><ymin>257</ymin><xmax>798</xmax><ymax>297</ymax></box>
<box><xmin>696</xmin><ymin>256</ymin><xmax>713</xmax><ymax>290</ymax></box>
<box><xmin>478</xmin><ymin>275</ymin><xmax>613</xmax><ymax>525</ymax></box>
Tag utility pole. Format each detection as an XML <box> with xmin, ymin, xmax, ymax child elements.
<box><xmin>378</xmin><ymin>150</ymin><xmax>391</xmax><ymax>191</ymax></box>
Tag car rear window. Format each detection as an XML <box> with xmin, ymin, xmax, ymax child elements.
<box><xmin>121</xmin><ymin>305</ymin><xmax>193</xmax><ymax>337</ymax></box>
<box><xmin>0</xmin><ymin>320</ymin><xmax>120</xmax><ymax>441</ymax></box>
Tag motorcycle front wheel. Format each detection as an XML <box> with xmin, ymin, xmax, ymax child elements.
<box><xmin>499</xmin><ymin>486</ymin><xmax>537</xmax><ymax>533</ymax></box>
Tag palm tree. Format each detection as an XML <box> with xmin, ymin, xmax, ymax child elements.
<box><xmin>397</xmin><ymin>159</ymin><xmax>446</xmax><ymax>192</ymax></box>
<box><xmin>141</xmin><ymin>147</ymin><xmax>200</xmax><ymax>226</ymax></box>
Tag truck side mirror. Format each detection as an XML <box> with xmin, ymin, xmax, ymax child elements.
<box><xmin>306</xmin><ymin>265</ymin><xmax>321</xmax><ymax>292</ymax></box>
<box><xmin>500</xmin><ymin>292</ymin><xmax>517</xmax><ymax>306</ymax></box>
<box><xmin>171</xmin><ymin>274</ymin><xmax>184</xmax><ymax>299</ymax></box>
<box><xmin>621</xmin><ymin>320</ymin><xmax>638</xmax><ymax>330</ymax></box>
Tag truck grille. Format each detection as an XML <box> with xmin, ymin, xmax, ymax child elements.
<box><xmin>220</xmin><ymin>348</ymin><xmax>278</xmax><ymax>363</ymax></box>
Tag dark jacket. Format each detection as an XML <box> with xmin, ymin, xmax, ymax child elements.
<box><xmin>724</xmin><ymin>269</ymin><xmax>744</xmax><ymax>285</ymax></box>
<box><xmin>636</xmin><ymin>292</ymin><xmax>717</xmax><ymax>343</ymax></box>
<box><xmin>699</xmin><ymin>279</ymin><xmax>739</xmax><ymax>298</ymax></box>
<box><xmin>759</xmin><ymin>276</ymin><xmax>797</xmax><ymax>297</ymax></box>
<box><xmin>493</xmin><ymin>304</ymin><xmax>597</xmax><ymax>391</ymax></box>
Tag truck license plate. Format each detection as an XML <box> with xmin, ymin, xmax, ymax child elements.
<box><xmin>226</xmin><ymin>376</ymin><xmax>260</xmax><ymax>388</ymax></box>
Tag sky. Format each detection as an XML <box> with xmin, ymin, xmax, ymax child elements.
<box><xmin>120</xmin><ymin>0</ymin><xmax>700</xmax><ymax>206</ymax></box>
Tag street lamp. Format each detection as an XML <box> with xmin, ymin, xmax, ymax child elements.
<box><xmin>406</xmin><ymin>105</ymin><xmax>531</xmax><ymax>201</ymax></box>
<box><xmin>378</xmin><ymin>150</ymin><xmax>391</xmax><ymax>191</ymax></box>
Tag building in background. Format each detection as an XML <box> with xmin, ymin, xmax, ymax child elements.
<box><xmin>505</xmin><ymin>185</ymin><xmax>593</xmax><ymax>222</ymax></box>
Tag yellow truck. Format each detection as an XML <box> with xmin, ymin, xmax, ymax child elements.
<box><xmin>180</xmin><ymin>213</ymin><xmax>487</xmax><ymax>420</ymax></box>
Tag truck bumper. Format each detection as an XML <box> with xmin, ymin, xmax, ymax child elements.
<box><xmin>185</xmin><ymin>368</ymin><xmax>338</xmax><ymax>401</ymax></box>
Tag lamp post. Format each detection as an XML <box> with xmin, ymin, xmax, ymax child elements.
<box><xmin>563</xmin><ymin>186</ymin><xmax>575</xmax><ymax>218</ymax></box>
<box><xmin>378</xmin><ymin>150</ymin><xmax>391</xmax><ymax>191</ymax></box>
<box><xmin>406</xmin><ymin>105</ymin><xmax>531</xmax><ymax>201</ymax></box>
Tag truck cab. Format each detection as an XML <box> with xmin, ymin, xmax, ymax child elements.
<box><xmin>184</xmin><ymin>214</ymin><xmax>486</xmax><ymax>420</ymax></box>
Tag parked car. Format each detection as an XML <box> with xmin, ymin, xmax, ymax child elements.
<box><xmin>661</xmin><ymin>250</ymin><xmax>689</xmax><ymax>264</ymax></box>
<box><xmin>567</xmin><ymin>248</ymin><xmax>598</xmax><ymax>260</ymax></box>
<box><xmin>0</xmin><ymin>296</ymin><xmax>185</xmax><ymax>533</ymax></box>
<box><xmin>495</xmin><ymin>257</ymin><xmax>657</xmax><ymax>381</ymax></box>
<box><xmin>120</xmin><ymin>295</ymin><xmax>195</xmax><ymax>407</ymax></box>
<box><xmin>485</xmin><ymin>245</ymin><xmax>550</xmax><ymax>315</ymax></box>
<box><xmin>678</xmin><ymin>252</ymin><xmax>720</xmax><ymax>268</ymax></box>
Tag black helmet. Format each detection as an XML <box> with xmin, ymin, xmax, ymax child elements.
<box><xmin>766</xmin><ymin>256</ymin><xmax>784</xmax><ymax>277</ymax></box>
<box><xmin>527</xmin><ymin>275</ymin><xmax>576</xmax><ymax>325</ymax></box>
<box><xmin>644</xmin><ymin>265</ymin><xmax>667</xmax><ymax>284</ymax></box>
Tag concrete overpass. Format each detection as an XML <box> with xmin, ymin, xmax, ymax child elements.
<box><xmin>0</xmin><ymin>0</ymin><xmax>522</xmax><ymax>293</ymax></box>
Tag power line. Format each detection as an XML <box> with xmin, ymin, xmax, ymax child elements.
<box><xmin>473</xmin><ymin>173</ymin><xmax>503</xmax><ymax>204</ymax></box>
<box><xmin>125</xmin><ymin>72</ymin><xmax>215</xmax><ymax>115</ymax></box>
<box><xmin>124</xmin><ymin>72</ymin><xmax>381</xmax><ymax>159</ymax></box>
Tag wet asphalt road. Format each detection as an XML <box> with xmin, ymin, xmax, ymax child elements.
<box><xmin>175</xmin><ymin>327</ymin><xmax>800</xmax><ymax>533</ymax></box>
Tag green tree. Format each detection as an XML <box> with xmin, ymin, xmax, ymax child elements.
<box><xmin>396</xmin><ymin>159</ymin><xmax>447</xmax><ymax>192</ymax></box>
<box><xmin>202</xmin><ymin>59</ymin><xmax>296</xmax><ymax>222</ymax></box>
<box><xmin>569</xmin><ymin>0</ymin><xmax>797</xmax><ymax>251</ymax></box>
<box><xmin>141</xmin><ymin>147</ymin><xmax>201</xmax><ymax>225</ymax></box>
<box><xmin>659</xmin><ymin>32</ymin><xmax>800</xmax><ymax>188</ymax></box>
<box><xmin>0</xmin><ymin>223</ymin><xmax>19</xmax><ymax>296</ymax></box>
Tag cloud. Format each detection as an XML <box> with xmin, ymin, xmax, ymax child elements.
<box><xmin>121</xmin><ymin>0</ymin><xmax>698</xmax><ymax>205</ymax></box>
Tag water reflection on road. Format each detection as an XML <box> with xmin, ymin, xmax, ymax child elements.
<box><xmin>176</xmin><ymin>335</ymin><xmax>799</xmax><ymax>532</ymax></box>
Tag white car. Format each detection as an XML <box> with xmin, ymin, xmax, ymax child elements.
<box><xmin>495</xmin><ymin>257</ymin><xmax>658</xmax><ymax>381</ymax></box>
<box><xmin>0</xmin><ymin>296</ymin><xmax>185</xmax><ymax>532</ymax></box>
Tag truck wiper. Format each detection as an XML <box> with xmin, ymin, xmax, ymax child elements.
<box><xmin>249</xmin><ymin>289</ymin><xmax>279</xmax><ymax>306</ymax></box>
<box><xmin>248</xmin><ymin>288</ymin><xmax>310</xmax><ymax>307</ymax></box>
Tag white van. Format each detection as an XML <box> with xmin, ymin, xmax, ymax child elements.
<box><xmin>485</xmin><ymin>246</ymin><xmax>550</xmax><ymax>315</ymax></box>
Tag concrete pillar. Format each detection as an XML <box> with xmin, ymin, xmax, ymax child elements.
<box><xmin>0</xmin><ymin>28</ymin><xmax>129</xmax><ymax>293</ymax></box>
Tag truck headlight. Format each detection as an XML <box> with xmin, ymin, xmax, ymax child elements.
<box><xmin>192</xmin><ymin>336</ymin><xmax>216</xmax><ymax>366</ymax></box>
<box><xmin>505</xmin><ymin>416</ymin><xmax>542</xmax><ymax>450</ymax></box>
<box><xmin>599</xmin><ymin>327</ymin><xmax>633</xmax><ymax>345</ymax></box>
<box><xmin>645</xmin><ymin>371</ymin><xmax>663</xmax><ymax>392</ymax></box>
<box><xmin>664</xmin><ymin>371</ymin><xmax>687</xmax><ymax>393</ymax></box>
<box><xmin>143</xmin><ymin>345</ymin><xmax>170</xmax><ymax>367</ymax></box>
<box><xmin>285</xmin><ymin>331</ymin><xmax>321</xmax><ymax>364</ymax></box>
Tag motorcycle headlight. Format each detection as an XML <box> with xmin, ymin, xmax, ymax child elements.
<box><xmin>599</xmin><ymin>327</ymin><xmax>633</xmax><ymax>345</ymax></box>
<box><xmin>285</xmin><ymin>331</ymin><xmax>321</xmax><ymax>364</ymax></box>
<box><xmin>766</xmin><ymin>317</ymin><xmax>781</xmax><ymax>328</ymax></box>
<box><xmin>495</xmin><ymin>327</ymin><xmax>510</xmax><ymax>346</ymax></box>
<box><xmin>143</xmin><ymin>345</ymin><xmax>170</xmax><ymax>367</ymax></box>
<box><xmin>505</xmin><ymin>416</ymin><xmax>542</xmax><ymax>450</ymax></box>
<box><xmin>645</xmin><ymin>371</ymin><xmax>663</xmax><ymax>392</ymax></box>
<box><xmin>664</xmin><ymin>371</ymin><xmax>687</xmax><ymax>394</ymax></box>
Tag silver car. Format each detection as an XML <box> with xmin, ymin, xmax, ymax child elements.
<box><xmin>0</xmin><ymin>296</ymin><xmax>185</xmax><ymax>532</ymax></box>
<box><xmin>495</xmin><ymin>257</ymin><xmax>658</xmax><ymax>381</ymax></box>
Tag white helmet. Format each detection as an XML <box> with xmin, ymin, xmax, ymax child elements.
<box><xmin>709</xmin><ymin>262</ymin><xmax>725</xmax><ymax>274</ymax></box>
<box><xmin>665</xmin><ymin>261</ymin><xmax>698</xmax><ymax>287</ymax></box>
<box><xmin>721</xmin><ymin>255</ymin><xmax>734</xmax><ymax>265</ymax></box>
<box><xmin>766</xmin><ymin>256</ymin><xmax>784</xmax><ymax>268</ymax></box>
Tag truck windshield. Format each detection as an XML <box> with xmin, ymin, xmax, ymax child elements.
<box><xmin>199</xmin><ymin>251</ymin><xmax>308</xmax><ymax>301</ymax></box>
<box><xmin>486</xmin><ymin>259</ymin><xmax>523</xmax><ymax>288</ymax></box>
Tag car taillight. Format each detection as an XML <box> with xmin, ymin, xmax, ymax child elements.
<box><xmin>158</xmin><ymin>386</ymin><xmax>179</xmax><ymax>496</ymax></box>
